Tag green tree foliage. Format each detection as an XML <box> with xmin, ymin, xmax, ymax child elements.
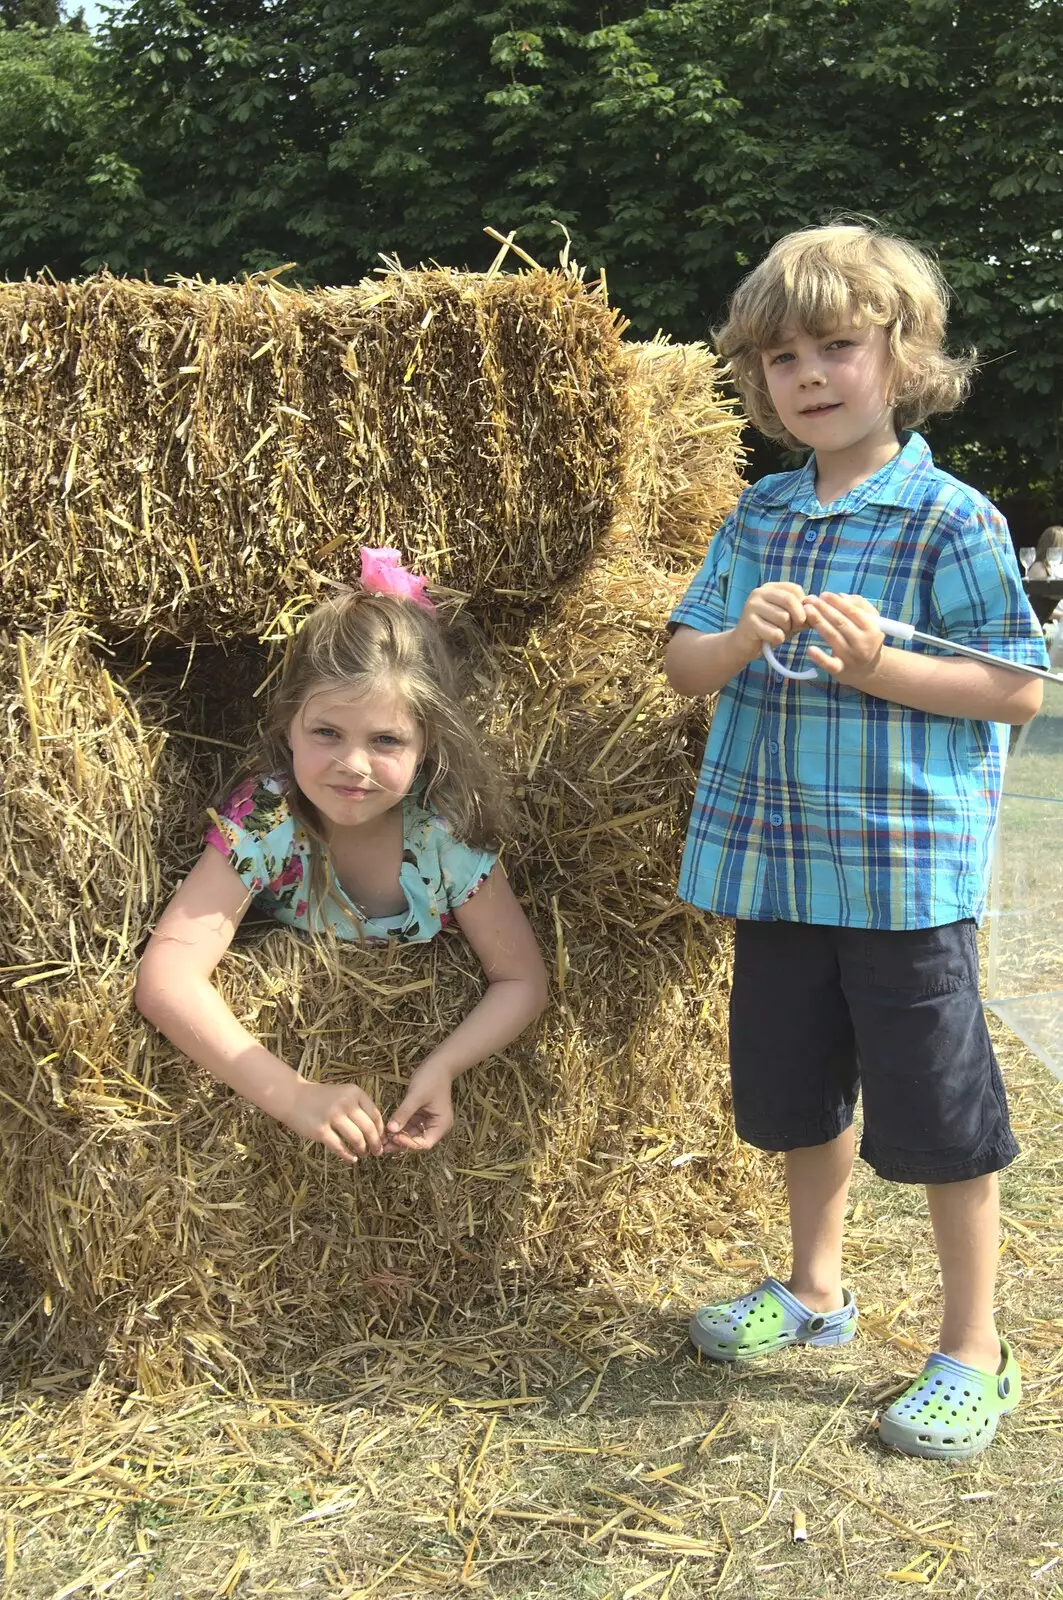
<box><xmin>1</xmin><ymin>1</ymin><xmax>1060</xmax><ymax>508</ymax></box>
<box><xmin>483</xmin><ymin>0</ymin><xmax>1063</xmax><ymax>506</ymax></box>
<box><xmin>1</xmin><ymin>0</ymin><xmax>61</xmax><ymax>27</ymax></box>
<box><xmin>97</xmin><ymin>0</ymin><xmax>339</xmax><ymax>279</ymax></box>
<box><xmin>0</xmin><ymin>25</ymin><xmax>143</xmax><ymax>276</ymax></box>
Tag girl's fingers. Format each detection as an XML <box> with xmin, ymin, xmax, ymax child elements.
<box><xmin>342</xmin><ymin>1096</ymin><xmax>384</xmax><ymax>1149</ymax></box>
<box><xmin>321</xmin><ymin>1128</ymin><xmax>358</xmax><ymax>1164</ymax></box>
<box><xmin>382</xmin><ymin>1130</ymin><xmax>421</xmax><ymax>1155</ymax></box>
<box><xmin>351</xmin><ymin>1107</ymin><xmax>384</xmax><ymax>1154</ymax></box>
<box><xmin>396</xmin><ymin>1129</ymin><xmax>431</xmax><ymax>1151</ymax></box>
<box><xmin>331</xmin><ymin>1114</ymin><xmax>369</xmax><ymax>1158</ymax></box>
<box><xmin>356</xmin><ymin>1094</ymin><xmax>386</xmax><ymax>1137</ymax></box>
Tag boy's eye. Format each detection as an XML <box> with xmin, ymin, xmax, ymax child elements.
<box><xmin>769</xmin><ymin>351</ymin><xmax>794</xmax><ymax>365</ymax></box>
<box><xmin>827</xmin><ymin>338</ymin><xmax>855</xmax><ymax>350</ymax></box>
<box><xmin>311</xmin><ymin>726</ymin><xmax>339</xmax><ymax>739</ymax></box>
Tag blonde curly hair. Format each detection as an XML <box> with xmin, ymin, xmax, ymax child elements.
<box><xmin>716</xmin><ymin>223</ymin><xmax>975</xmax><ymax>448</ymax></box>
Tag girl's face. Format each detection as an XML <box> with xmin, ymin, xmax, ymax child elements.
<box><xmin>288</xmin><ymin>680</ymin><xmax>425</xmax><ymax>834</ymax></box>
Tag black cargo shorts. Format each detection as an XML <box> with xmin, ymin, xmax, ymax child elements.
<box><xmin>728</xmin><ymin>917</ymin><xmax>1018</xmax><ymax>1184</ymax></box>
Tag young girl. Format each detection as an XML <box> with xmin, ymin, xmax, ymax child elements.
<box><xmin>136</xmin><ymin>550</ymin><xmax>549</xmax><ymax>1162</ymax></box>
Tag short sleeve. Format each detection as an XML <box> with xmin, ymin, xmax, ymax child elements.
<box><xmin>203</xmin><ymin>777</ymin><xmax>291</xmax><ymax>894</ymax></box>
<box><xmin>931</xmin><ymin>504</ymin><xmax>1050</xmax><ymax>668</ymax></box>
<box><xmin>435</xmin><ymin>822</ymin><xmax>498</xmax><ymax>912</ymax></box>
<box><xmin>668</xmin><ymin>509</ymin><xmax>738</xmax><ymax>635</ymax></box>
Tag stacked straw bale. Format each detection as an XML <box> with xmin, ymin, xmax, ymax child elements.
<box><xmin>0</xmin><ymin>270</ymin><xmax>628</xmax><ymax>639</ymax></box>
<box><xmin>0</xmin><ymin>270</ymin><xmax>751</xmax><ymax>1387</ymax></box>
<box><xmin>623</xmin><ymin>337</ymin><xmax>750</xmax><ymax>566</ymax></box>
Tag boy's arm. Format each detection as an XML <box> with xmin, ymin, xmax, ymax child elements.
<box><xmin>665</xmin><ymin>583</ymin><xmax>808</xmax><ymax>696</ymax></box>
<box><xmin>804</xmin><ymin>593</ymin><xmax>1043</xmax><ymax>724</ymax></box>
<box><xmin>665</xmin><ymin>624</ymin><xmax>753</xmax><ymax>696</ymax></box>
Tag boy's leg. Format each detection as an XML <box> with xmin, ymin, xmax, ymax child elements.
<box><xmin>730</xmin><ymin>920</ymin><xmax>859</xmax><ymax>1320</ymax></box>
<box><xmin>786</xmin><ymin>1125</ymin><xmax>856</xmax><ymax>1314</ymax></box>
<box><xmin>927</xmin><ymin>1172</ymin><xmax>1003</xmax><ymax>1373</ymax></box>
<box><xmin>689</xmin><ymin>921</ymin><xmax>861</xmax><ymax>1359</ymax></box>
<box><xmin>842</xmin><ymin>918</ymin><xmax>1017</xmax><ymax>1383</ymax></box>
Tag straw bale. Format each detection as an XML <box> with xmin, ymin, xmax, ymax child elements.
<box><xmin>0</xmin><ymin>271</ymin><xmax>751</xmax><ymax>1383</ymax></box>
<box><xmin>0</xmin><ymin>269</ymin><xmax>630</xmax><ymax>640</ymax></box>
<box><xmin>622</xmin><ymin>338</ymin><xmax>747</xmax><ymax>565</ymax></box>
<box><xmin>0</xmin><ymin>529</ymin><xmax>758</xmax><ymax>1388</ymax></box>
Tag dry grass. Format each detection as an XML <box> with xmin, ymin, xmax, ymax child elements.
<box><xmin>0</xmin><ymin>1022</ymin><xmax>1059</xmax><ymax>1599</ymax></box>
<box><xmin>622</xmin><ymin>337</ymin><xmax>747</xmax><ymax>568</ymax></box>
<box><xmin>0</xmin><ymin>567</ymin><xmax>762</xmax><ymax>1387</ymax></box>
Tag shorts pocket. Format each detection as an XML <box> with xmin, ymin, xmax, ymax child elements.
<box><xmin>857</xmin><ymin>921</ymin><xmax>978</xmax><ymax>999</ymax></box>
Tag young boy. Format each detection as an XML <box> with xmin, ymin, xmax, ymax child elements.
<box><xmin>665</xmin><ymin>223</ymin><xmax>1049</xmax><ymax>1460</ymax></box>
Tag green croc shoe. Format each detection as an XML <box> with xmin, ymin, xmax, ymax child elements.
<box><xmin>877</xmin><ymin>1340</ymin><xmax>1021</xmax><ymax>1460</ymax></box>
<box><xmin>689</xmin><ymin>1277</ymin><xmax>858</xmax><ymax>1363</ymax></box>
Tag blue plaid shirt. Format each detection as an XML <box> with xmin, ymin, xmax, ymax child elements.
<box><xmin>670</xmin><ymin>433</ymin><xmax>1049</xmax><ymax>929</ymax></box>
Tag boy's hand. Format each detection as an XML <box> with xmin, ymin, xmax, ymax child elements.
<box><xmin>804</xmin><ymin>592</ymin><xmax>885</xmax><ymax>682</ymax></box>
<box><xmin>279</xmin><ymin>1080</ymin><xmax>385</xmax><ymax>1163</ymax></box>
<box><xmin>383</xmin><ymin>1061</ymin><xmax>455</xmax><ymax>1154</ymax></box>
<box><xmin>735</xmin><ymin>583</ymin><xmax>808</xmax><ymax>662</ymax></box>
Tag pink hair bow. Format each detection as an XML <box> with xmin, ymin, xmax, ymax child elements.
<box><xmin>359</xmin><ymin>547</ymin><xmax>435</xmax><ymax>612</ymax></box>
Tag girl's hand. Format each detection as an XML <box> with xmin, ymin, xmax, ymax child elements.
<box><xmin>383</xmin><ymin>1061</ymin><xmax>455</xmax><ymax>1154</ymax></box>
<box><xmin>804</xmin><ymin>592</ymin><xmax>885</xmax><ymax>682</ymax></box>
<box><xmin>734</xmin><ymin>582</ymin><xmax>808</xmax><ymax>662</ymax></box>
<box><xmin>279</xmin><ymin>1080</ymin><xmax>386</xmax><ymax>1163</ymax></box>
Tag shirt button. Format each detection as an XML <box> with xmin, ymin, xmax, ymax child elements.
<box><xmin>804</xmin><ymin>529</ymin><xmax>816</xmax><ymax>542</ymax></box>
<box><xmin>769</xmin><ymin>740</ymin><xmax>780</xmax><ymax>754</ymax></box>
<box><xmin>770</xmin><ymin>812</ymin><xmax>784</xmax><ymax>826</ymax></box>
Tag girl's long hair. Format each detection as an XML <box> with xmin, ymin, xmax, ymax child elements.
<box><xmin>237</xmin><ymin>588</ymin><xmax>507</xmax><ymax>933</ymax></box>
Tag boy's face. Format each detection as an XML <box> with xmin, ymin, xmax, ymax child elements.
<box><xmin>760</xmin><ymin>320</ymin><xmax>897</xmax><ymax>460</ymax></box>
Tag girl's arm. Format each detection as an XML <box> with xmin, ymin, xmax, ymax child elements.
<box><xmin>135</xmin><ymin>848</ymin><xmax>384</xmax><ymax>1162</ymax></box>
<box><xmin>384</xmin><ymin>865</ymin><xmax>549</xmax><ymax>1153</ymax></box>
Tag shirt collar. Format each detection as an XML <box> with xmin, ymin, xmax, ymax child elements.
<box><xmin>761</xmin><ymin>431</ymin><xmax>933</xmax><ymax>518</ymax></box>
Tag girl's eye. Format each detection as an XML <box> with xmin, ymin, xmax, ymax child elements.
<box><xmin>375</xmin><ymin>735</ymin><xmax>403</xmax><ymax>749</ymax></box>
<box><xmin>311</xmin><ymin>727</ymin><xmax>339</xmax><ymax>739</ymax></box>
<box><xmin>827</xmin><ymin>339</ymin><xmax>855</xmax><ymax>350</ymax></box>
<box><xmin>769</xmin><ymin>351</ymin><xmax>794</xmax><ymax>365</ymax></box>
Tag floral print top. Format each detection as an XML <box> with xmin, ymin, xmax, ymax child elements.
<box><xmin>204</xmin><ymin>775</ymin><xmax>497</xmax><ymax>943</ymax></box>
